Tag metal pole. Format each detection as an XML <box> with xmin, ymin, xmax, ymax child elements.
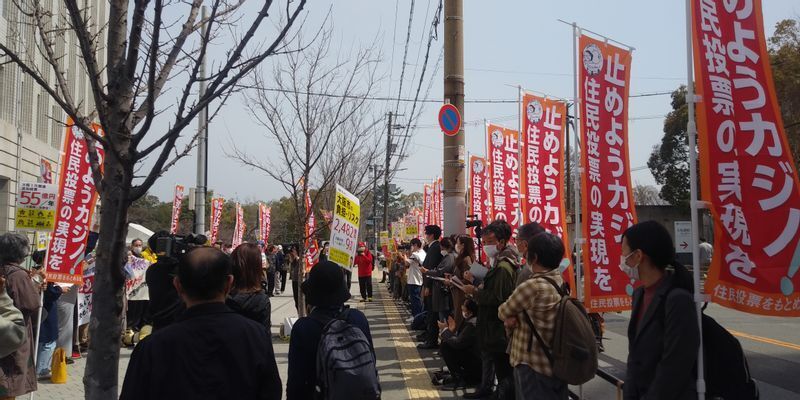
<box><xmin>572</xmin><ymin>23</ymin><xmax>584</xmax><ymax>303</ymax></box>
<box><xmin>372</xmin><ymin>165</ymin><xmax>379</xmax><ymax>252</ymax></box>
<box><xmin>195</xmin><ymin>6</ymin><xmax>208</xmax><ymax>236</ymax></box>
<box><xmin>684</xmin><ymin>1</ymin><xmax>706</xmax><ymax>398</ymax></box>
<box><xmin>517</xmin><ymin>85</ymin><xmax>523</xmax><ymax>230</ymax></box>
<box><xmin>442</xmin><ymin>0</ymin><xmax>466</xmax><ymax>236</ymax></box>
<box><xmin>384</xmin><ymin>113</ymin><xmax>392</xmax><ymax>232</ymax></box>
<box><xmin>565</xmin><ymin>104</ymin><xmax>571</xmax><ymax>213</ymax></box>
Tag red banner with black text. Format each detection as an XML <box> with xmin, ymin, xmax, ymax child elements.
<box><xmin>578</xmin><ymin>34</ymin><xmax>638</xmax><ymax>312</ymax></box>
<box><xmin>209</xmin><ymin>198</ymin><xmax>224</xmax><ymax>244</ymax></box>
<box><xmin>169</xmin><ymin>185</ymin><xmax>184</xmax><ymax>234</ymax></box>
<box><xmin>692</xmin><ymin>0</ymin><xmax>800</xmax><ymax>316</ymax></box>
<box><xmin>469</xmin><ymin>155</ymin><xmax>491</xmax><ymax>263</ymax></box>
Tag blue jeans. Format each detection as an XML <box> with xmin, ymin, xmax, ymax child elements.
<box><xmin>37</xmin><ymin>340</ymin><xmax>57</xmax><ymax>377</ymax></box>
<box><xmin>407</xmin><ymin>284</ymin><xmax>422</xmax><ymax>317</ymax></box>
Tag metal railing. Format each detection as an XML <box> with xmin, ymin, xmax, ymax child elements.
<box><xmin>568</xmin><ymin>368</ymin><xmax>625</xmax><ymax>400</ymax></box>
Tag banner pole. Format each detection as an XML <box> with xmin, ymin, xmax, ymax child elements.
<box><xmin>517</xmin><ymin>85</ymin><xmax>524</xmax><ymax>231</ymax></box>
<box><xmin>684</xmin><ymin>1</ymin><xmax>706</xmax><ymax>399</ymax></box>
<box><xmin>572</xmin><ymin>23</ymin><xmax>584</xmax><ymax>303</ymax></box>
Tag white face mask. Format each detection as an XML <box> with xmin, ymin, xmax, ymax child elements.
<box><xmin>484</xmin><ymin>244</ymin><xmax>499</xmax><ymax>259</ymax></box>
<box><xmin>462</xmin><ymin>312</ymin><xmax>470</xmax><ymax>320</ymax></box>
<box><xmin>620</xmin><ymin>253</ymin><xmax>639</xmax><ymax>281</ymax></box>
<box><xmin>441</xmin><ymin>250</ymin><xmax>449</xmax><ymax>256</ymax></box>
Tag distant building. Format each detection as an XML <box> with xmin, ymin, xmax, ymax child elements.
<box><xmin>0</xmin><ymin>1</ymin><xmax>107</xmax><ymax>232</ymax></box>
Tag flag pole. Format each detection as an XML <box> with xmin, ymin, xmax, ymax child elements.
<box><xmin>572</xmin><ymin>22</ymin><xmax>584</xmax><ymax>303</ymax></box>
<box><xmin>684</xmin><ymin>1</ymin><xmax>706</xmax><ymax>399</ymax></box>
<box><xmin>517</xmin><ymin>85</ymin><xmax>524</xmax><ymax>232</ymax></box>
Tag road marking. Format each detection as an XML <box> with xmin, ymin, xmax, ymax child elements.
<box><xmin>728</xmin><ymin>329</ymin><xmax>800</xmax><ymax>351</ymax></box>
<box><xmin>379</xmin><ymin>291</ymin><xmax>441</xmax><ymax>399</ymax></box>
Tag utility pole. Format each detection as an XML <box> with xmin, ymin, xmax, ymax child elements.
<box><xmin>442</xmin><ymin>0</ymin><xmax>466</xmax><ymax>235</ymax></box>
<box><xmin>371</xmin><ymin>165</ymin><xmax>379</xmax><ymax>251</ymax></box>
<box><xmin>195</xmin><ymin>6</ymin><xmax>209</xmax><ymax>236</ymax></box>
<box><xmin>383</xmin><ymin>112</ymin><xmax>392</xmax><ymax>233</ymax></box>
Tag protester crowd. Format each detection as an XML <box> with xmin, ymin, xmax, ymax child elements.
<box><xmin>0</xmin><ymin>217</ymin><xmax>707</xmax><ymax>399</ymax></box>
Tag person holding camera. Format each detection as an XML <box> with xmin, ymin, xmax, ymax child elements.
<box><xmin>145</xmin><ymin>231</ymin><xmax>185</xmax><ymax>331</ymax></box>
<box><xmin>121</xmin><ymin>246</ymin><xmax>282</xmax><ymax>400</ymax></box>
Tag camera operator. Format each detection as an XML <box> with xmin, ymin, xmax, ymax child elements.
<box><xmin>145</xmin><ymin>231</ymin><xmax>184</xmax><ymax>331</ymax></box>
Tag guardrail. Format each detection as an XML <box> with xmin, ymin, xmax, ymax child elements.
<box><xmin>567</xmin><ymin>368</ymin><xmax>625</xmax><ymax>400</ymax></box>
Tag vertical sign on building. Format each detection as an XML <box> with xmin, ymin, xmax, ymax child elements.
<box><xmin>579</xmin><ymin>34</ymin><xmax>638</xmax><ymax>312</ymax></box>
<box><xmin>692</xmin><ymin>0</ymin><xmax>800</xmax><ymax>316</ymax></box>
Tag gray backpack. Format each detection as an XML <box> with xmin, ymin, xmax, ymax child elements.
<box><xmin>523</xmin><ymin>276</ymin><xmax>598</xmax><ymax>385</ymax></box>
<box><xmin>314</xmin><ymin>307</ymin><xmax>381</xmax><ymax>400</ymax></box>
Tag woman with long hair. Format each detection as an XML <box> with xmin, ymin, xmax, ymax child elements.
<box><xmin>451</xmin><ymin>235</ymin><xmax>475</xmax><ymax>326</ymax></box>
<box><xmin>226</xmin><ymin>243</ymin><xmax>271</xmax><ymax>329</ymax></box>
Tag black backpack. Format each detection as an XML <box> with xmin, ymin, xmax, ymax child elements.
<box><xmin>663</xmin><ymin>265</ymin><xmax>759</xmax><ymax>400</ymax></box>
<box><xmin>701</xmin><ymin>305</ymin><xmax>759</xmax><ymax>400</ymax></box>
<box><xmin>313</xmin><ymin>307</ymin><xmax>381</xmax><ymax>400</ymax></box>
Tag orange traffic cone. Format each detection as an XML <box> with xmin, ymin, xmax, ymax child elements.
<box><xmin>50</xmin><ymin>348</ymin><xmax>67</xmax><ymax>384</ymax></box>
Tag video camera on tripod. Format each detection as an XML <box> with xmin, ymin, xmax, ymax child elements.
<box><xmin>154</xmin><ymin>233</ymin><xmax>208</xmax><ymax>258</ymax></box>
<box><xmin>466</xmin><ymin>215</ymin><xmax>484</xmax><ymax>261</ymax></box>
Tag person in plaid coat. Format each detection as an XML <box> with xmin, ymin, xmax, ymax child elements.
<box><xmin>499</xmin><ymin>232</ymin><xmax>568</xmax><ymax>400</ymax></box>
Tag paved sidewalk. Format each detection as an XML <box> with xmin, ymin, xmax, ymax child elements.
<box><xmin>34</xmin><ymin>272</ymin><xmax>460</xmax><ymax>399</ymax></box>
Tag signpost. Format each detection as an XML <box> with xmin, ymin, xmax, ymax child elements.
<box><xmin>438</xmin><ymin>103</ymin><xmax>461</xmax><ymax>137</ymax></box>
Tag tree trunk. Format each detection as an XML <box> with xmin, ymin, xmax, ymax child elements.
<box><xmin>84</xmin><ymin>149</ymin><xmax>132</xmax><ymax>399</ymax></box>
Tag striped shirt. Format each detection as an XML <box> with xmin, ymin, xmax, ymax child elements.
<box><xmin>498</xmin><ymin>268</ymin><xmax>563</xmax><ymax>376</ymax></box>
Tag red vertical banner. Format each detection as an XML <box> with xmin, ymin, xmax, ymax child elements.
<box><xmin>432</xmin><ymin>179</ymin><xmax>441</xmax><ymax>228</ymax></box>
<box><xmin>692</xmin><ymin>0</ymin><xmax>800</xmax><ymax>316</ymax></box>
<box><xmin>258</xmin><ymin>203</ymin><xmax>266</xmax><ymax>243</ymax></box>
<box><xmin>438</xmin><ymin>178</ymin><xmax>444</xmax><ymax>228</ymax></box>
<box><xmin>579</xmin><ymin>34</ymin><xmax>638</xmax><ymax>312</ymax></box>
<box><xmin>469</xmin><ymin>155</ymin><xmax>491</xmax><ymax>263</ymax></box>
<box><xmin>169</xmin><ymin>185</ymin><xmax>184</xmax><ymax>234</ymax></box>
<box><xmin>232</xmin><ymin>203</ymin><xmax>244</xmax><ymax>249</ymax></box>
<box><xmin>486</xmin><ymin>123</ymin><xmax>522</xmax><ymax>238</ymax></box>
<box><xmin>46</xmin><ymin>120</ymin><xmax>104</xmax><ymax>284</ymax></box>
<box><xmin>264</xmin><ymin>206</ymin><xmax>271</xmax><ymax>244</ymax></box>
<box><xmin>422</xmin><ymin>184</ymin><xmax>432</xmax><ymax>226</ymax></box>
<box><xmin>305</xmin><ymin>189</ymin><xmax>317</xmax><ymax>270</ymax></box>
<box><xmin>209</xmin><ymin>198</ymin><xmax>224</xmax><ymax>244</ymax></box>
<box><xmin>416</xmin><ymin>208</ymin><xmax>424</xmax><ymax>240</ymax></box>
<box><xmin>521</xmin><ymin>93</ymin><xmax>575</xmax><ymax>288</ymax></box>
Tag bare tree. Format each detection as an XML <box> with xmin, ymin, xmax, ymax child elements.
<box><xmin>633</xmin><ymin>183</ymin><xmax>667</xmax><ymax>206</ymax></box>
<box><xmin>0</xmin><ymin>0</ymin><xmax>308</xmax><ymax>397</ymax></box>
<box><xmin>229</xmin><ymin>25</ymin><xmax>384</xmax><ymax>315</ymax></box>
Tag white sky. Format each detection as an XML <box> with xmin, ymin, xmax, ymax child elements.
<box><xmin>148</xmin><ymin>0</ymin><xmax>800</xmax><ymax>203</ymax></box>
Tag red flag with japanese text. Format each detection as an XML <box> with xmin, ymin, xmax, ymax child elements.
<box><xmin>692</xmin><ymin>0</ymin><xmax>800</xmax><ymax>316</ymax></box>
<box><xmin>169</xmin><ymin>185</ymin><xmax>184</xmax><ymax>234</ymax></box>
<box><xmin>521</xmin><ymin>93</ymin><xmax>575</xmax><ymax>289</ymax></box>
<box><xmin>422</xmin><ymin>184</ymin><xmax>432</xmax><ymax>226</ymax></box>
<box><xmin>469</xmin><ymin>155</ymin><xmax>491</xmax><ymax>263</ymax></box>
<box><xmin>486</xmin><ymin>123</ymin><xmax>522</xmax><ymax>238</ymax></box>
<box><xmin>433</xmin><ymin>178</ymin><xmax>441</xmax><ymax>228</ymax></box>
<box><xmin>305</xmin><ymin>189</ymin><xmax>317</xmax><ymax>270</ymax></box>
<box><xmin>232</xmin><ymin>203</ymin><xmax>244</xmax><ymax>249</ymax></box>
<box><xmin>437</xmin><ymin>178</ymin><xmax>444</xmax><ymax>228</ymax></box>
<box><xmin>258</xmin><ymin>203</ymin><xmax>271</xmax><ymax>244</ymax></box>
<box><xmin>579</xmin><ymin>34</ymin><xmax>638</xmax><ymax>312</ymax></box>
<box><xmin>209</xmin><ymin>198</ymin><xmax>224</xmax><ymax>244</ymax></box>
<box><xmin>45</xmin><ymin>119</ymin><xmax>104</xmax><ymax>284</ymax></box>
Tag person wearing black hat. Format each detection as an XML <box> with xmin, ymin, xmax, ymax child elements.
<box><xmin>286</xmin><ymin>261</ymin><xmax>374</xmax><ymax>399</ymax></box>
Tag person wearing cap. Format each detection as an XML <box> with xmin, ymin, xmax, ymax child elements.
<box><xmin>287</xmin><ymin>261</ymin><xmax>374</xmax><ymax>399</ymax></box>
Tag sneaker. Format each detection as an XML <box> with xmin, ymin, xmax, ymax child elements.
<box><xmin>405</xmin><ymin>316</ymin><xmax>415</xmax><ymax>323</ymax></box>
<box><xmin>38</xmin><ymin>374</ymin><xmax>52</xmax><ymax>381</ymax></box>
<box><xmin>72</xmin><ymin>350</ymin><xmax>81</xmax><ymax>359</ymax></box>
<box><xmin>441</xmin><ymin>377</ymin><xmax>467</xmax><ymax>391</ymax></box>
<box><xmin>367</xmin><ymin>297</ymin><xmax>373</xmax><ymax>302</ymax></box>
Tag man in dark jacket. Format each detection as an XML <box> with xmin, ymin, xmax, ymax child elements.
<box><xmin>462</xmin><ymin>220</ymin><xmax>519</xmax><ymax>399</ymax></box>
<box><xmin>418</xmin><ymin>225</ymin><xmax>443</xmax><ymax>348</ymax></box>
<box><xmin>144</xmin><ymin>231</ymin><xmax>185</xmax><ymax>331</ymax></box>
<box><xmin>121</xmin><ymin>247</ymin><xmax>282</xmax><ymax>400</ymax></box>
<box><xmin>439</xmin><ymin>299</ymin><xmax>481</xmax><ymax>391</ymax></box>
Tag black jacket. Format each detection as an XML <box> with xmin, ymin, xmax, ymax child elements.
<box><xmin>624</xmin><ymin>269</ymin><xmax>699</xmax><ymax>400</ymax></box>
<box><xmin>226</xmin><ymin>290</ymin><xmax>272</xmax><ymax>330</ymax></box>
<box><xmin>422</xmin><ymin>241</ymin><xmax>443</xmax><ymax>290</ymax></box>
<box><xmin>145</xmin><ymin>257</ymin><xmax>185</xmax><ymax>330</ymax></box>
<box><xmin>441</xmin><ymin>316</ymin><xmax>479</xmax><ymax>359</ymax></box>
<box><xmin>120</xmin><ymin>302</ymin><xmax>282</xmax><ymax>400</ymax></box>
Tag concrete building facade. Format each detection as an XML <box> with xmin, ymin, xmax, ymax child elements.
<box><xmin>0</xmin><ymin>1</ymin><xmax>106</xmax><ymax>233</ymax></box>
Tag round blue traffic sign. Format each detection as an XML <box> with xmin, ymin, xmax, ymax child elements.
<box><xmin>438</xmin><ymin>104</ymin><xmax>461</xmax><ymax>136</ymax></box>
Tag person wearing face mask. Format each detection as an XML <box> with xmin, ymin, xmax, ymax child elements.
<box><xmin>461</xmin><ymin>220</ymin><xmax>519</xmax><ymax>399</ymax></box>
<box><xmin>449</xmin><ymin>235</ymin><xmax>475</xmax><ymax>327</ymax></box>
<box><xmin>418</xmin><ymin>238</ymin><xmax>456</xmax><ymax>350</ymax></box>
<box><xmin>436</xmin><ymin>299</ymin><xmax>481</xmax><ymax>391</ymax></box>
<box><xmin>498</xmin><ymin>232</ymin><xmax>568</xmax><ymax>400</ymax></box>
<box><xmin>417</xmin><ymin>225</ymin><xmax>444</xmax><ymax>347</ymax></box>
<box><xmin>125</xmin><ymin>238</ymin><xmax>152</xmax><ymax>346</ymax></box>
<box><xmin>513</xmin><ymin>223</ymin><xmax>546</xmax><ymax>287</ymax></box>
<box><xmin>354</xmin><ymin>244</ymin><xmax>374</xmax><ymax>302</ymax></box>
<box><xmin>621</xmin><ymin>221</ymin><xmax>698</xmax><ymax>400</ymax></box>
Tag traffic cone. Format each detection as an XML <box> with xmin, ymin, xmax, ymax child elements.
<box><xmin>50</xmin><ymin>348</ymin><xmax>67</xmax><ymax>384</ymax></box>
